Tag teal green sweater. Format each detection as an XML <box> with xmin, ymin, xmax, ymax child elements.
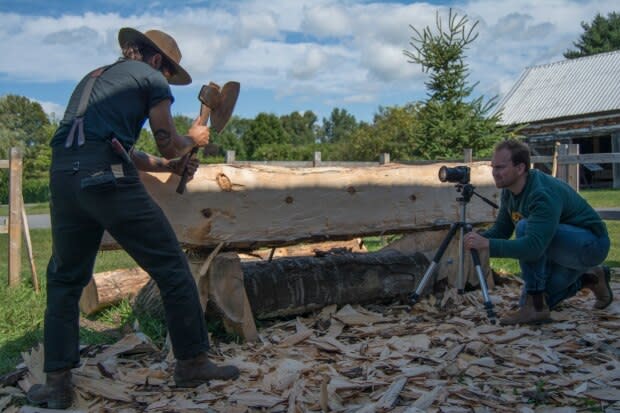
<box><xmin>483</xmin><ymin>169</ymin><xmax>607</xmax><ymax>261</ymax></box>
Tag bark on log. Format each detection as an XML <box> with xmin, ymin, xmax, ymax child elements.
<box><xmin>100</xmin><ymin>162</ymin><xmax>498</xmax><ymax>250</ymax></box>
<box><xmin>79</xmin><ymin>268</ymin><xmax>151</xmax><ymax>315</ymax></box>
<box><xmin>134</xmin><ymin>249</ymin><xmax>429</xmax><ymax>328</ymax></box>
<box><xmin>242</xmin><ymin>249</ymin><xmax>430</xmax><ymax>319</ymax></box>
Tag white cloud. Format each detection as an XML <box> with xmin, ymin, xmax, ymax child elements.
<box><xmin>288</xmin><ymin>46</ymin><xmax>327</xmax><ymax>79</ymax></box>
<box><xmin>0</xmin><ymin>0</ymin><xmax>618</xmax><ymax>120</ymax></box>
<box><xmin>36</xmin><ymin>99</ymin><xmax>66</xmax><ymax>120</ymax></box>
<box><xmin>301</xmin><ymin>4</ymin><xmax>351</xmax><ymax>38</ymax></box>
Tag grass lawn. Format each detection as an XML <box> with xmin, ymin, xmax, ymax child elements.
<box><xmin>0</xmin><ymin>229</ymin><xmax>139</xmax><ymax>375</ymax></box>
<box><xmin>0</xmin><ymin>188</ymin><xmax>618</xmax><ymax>375</ymax></box>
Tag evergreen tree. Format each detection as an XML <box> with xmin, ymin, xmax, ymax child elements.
<box><xmin>564</xmin><ymin>12</ymin><xmax>620</xmax><ymax>58</ymax></box>
<box><xmin>404</xmin><ymin>9</ymin><xmax>505</xmax><ymax>159</ymax></box>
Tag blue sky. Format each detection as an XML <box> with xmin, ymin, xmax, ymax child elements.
<box><xmin>0</xmin><ymin>0</ymin><xmax>616</xmax><ymax>124</ymax></box>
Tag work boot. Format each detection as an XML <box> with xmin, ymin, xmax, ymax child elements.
<box><xmin>500</xmin><ymin>292</ymin><xmax>551</xmax><ymax>326</ymax></box>
<box><xmin>174</xmin><ymin>352</ymin><xmax>240</xmax><ymax>387</ymax></box>
<box><xmin>26</xmin><ymin>368</ymin><xmax>73</xmax><ymax>409</ymax></box>
<box><xmin>582</xmin><ymin>265</ymin><xmax>613</xmax><ymax>309</ymax></box>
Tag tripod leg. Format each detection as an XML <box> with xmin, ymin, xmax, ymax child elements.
<box><xmin>469</xmin><ymin>248</ymin><xmax>497</xmax><ymax>324</ymax></box>
<box><xmin>409</xmin><ymin>222</ymin><xmax>460</xmax><ymax>306</ymax></box>
<box><xmin>457</xmin><ymin>223</ymin><xmax>466</xmax><ymax>294</ymax></box>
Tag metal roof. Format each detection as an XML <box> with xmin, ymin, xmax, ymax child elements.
<box><xmin>495</xmin><ymin>50</ymin><xmax>620</xmax><ymax>125</ymax></box>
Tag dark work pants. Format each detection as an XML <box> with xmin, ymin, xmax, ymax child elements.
<box><xmin>44</xmin><ymin>142</ymin><xmax>209</xmax><ymax>372</ymax></box>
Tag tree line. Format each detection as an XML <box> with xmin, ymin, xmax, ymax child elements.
<box><xmin>1</xmin><ymin>10</ymin><xmax>618</xmax><ymax>203</ymax></box>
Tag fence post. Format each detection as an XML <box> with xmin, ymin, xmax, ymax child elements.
<box><xmin>551</xmin><ymin>141</ymin><xmax>560</xmax><ymax>177</ymax></box>
<box><xmin>463</xmin><ymin>148</ymin><xmax>472</xmax><ymax>163</ymax></box>
<box><xmin>379</xmin><ymin>153</ymin><xmax>390</xmax><ymax>165</ymax></box>
<box><xmin>555</xmin><ymin>143</ymin><xmax>569</xmax><ymax>183</ymax></box>
<box><xmin>567</xmin><ymin>144</ymin><xmax>580</xmax><ymax>192</ymax></box>
<box><xmin>613</xmin><ymin>132</ymin><xmax>620</xmax><ymax>189</ymax></box>
<box><xmin>225</xmin><ymin>150</ymin><xmax>236</xmax><ymax>164</ymax></box>
<box><xmin>8</xmin><ymin>147</ymin><xmax>23</xmax><ymax>287</ymax></box>
<box><xmin>313</xmin><ymin>152</ymin><xmax>321</xmax><ymax>167</ymax></box>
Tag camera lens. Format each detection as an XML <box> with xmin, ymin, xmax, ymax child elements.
<box><xmin>438</xmin><ymin>166</ymin><xmax>449</xmax><ymax>182</ymax></box>
<box><xmin>438</xmin><ymin>165</ymin><xmax>470</xmax><ymax>184</ymax></box>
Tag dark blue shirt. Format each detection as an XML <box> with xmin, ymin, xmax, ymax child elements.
<box><xmin>51</xmin><ymin>59</ymin><xmax>173</xmax><ymax>149</ymax></box>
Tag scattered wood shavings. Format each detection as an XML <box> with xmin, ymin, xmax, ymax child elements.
<box><xmin>2</xmin><ymin>280</ymin><xmax>620</xmax><ymax>412</ymax></box>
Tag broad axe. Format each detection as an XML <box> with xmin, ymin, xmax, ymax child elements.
<box><xmin>176</xmin><ymin>81</ymin><xmax>240</xmax><ymax>194</ymax></box>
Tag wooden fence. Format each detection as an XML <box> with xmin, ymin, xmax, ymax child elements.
<box><xmin>530</xmin><ymin>143</ymin><xmax>620</xmax><ymax>191</ymax></box>
<box><xmin>1</xmin><ymin>147</ymin><xmax>39</xmax><ymax>292</ymax></box>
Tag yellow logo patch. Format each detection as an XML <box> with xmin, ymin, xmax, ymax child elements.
<box><xmin>511</xmin><ymin>211</ymin><xmax>522</xmax><ymax>223</ymax></box>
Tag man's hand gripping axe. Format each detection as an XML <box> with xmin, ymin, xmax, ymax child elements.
<box><xmin>176</xmin><ymin>81</ymin><xmax>240</xmax><ymax>194</ymax></box>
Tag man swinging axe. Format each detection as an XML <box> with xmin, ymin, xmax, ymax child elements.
<box><xmin>176</xmin><ymin>80</ymin><xmax>240</xmax><ymax>194</ymax></box>
<box><xmin>27</xmin><ymin>27</ymin><xmax>240</xmax><ymax>410</ymax></box>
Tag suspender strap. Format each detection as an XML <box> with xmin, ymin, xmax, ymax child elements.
<box><xmin>64</xmin><ymin>66</ymin><xmax>109</xmax><ymax>148</ymax></box>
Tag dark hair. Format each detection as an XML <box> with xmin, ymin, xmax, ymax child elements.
<box><xmin>494</xmin><ymin>139</ymin><xmax>531</xmax><ymax>172</ymax></box>
<box><xmin>121</xmin><ymin>41</ymin><xmax>176</xmax><ymax>76</ymax></box>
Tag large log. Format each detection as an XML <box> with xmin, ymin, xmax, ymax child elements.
<box><xmin>101</xmin><ymin>162</ymin><xmax>498</xmax><ymax>250</ymax></box>
<box><xmin>135</xmin><ymin>249</ymin><xmax>430</xmax><ymax>327</ymax></box>
<box><xmin>79</xmin><ymin>268</ymin><xmax>151</xmax><ymax>315</ymax></box>
<box><xmin>242</xmin><ymin>249</ymin><xmax>430</xmax><ymax>319</ymax></box>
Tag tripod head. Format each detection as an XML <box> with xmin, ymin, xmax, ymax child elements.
<box><xmin>454</xmin><ymin>183</ymin><xmax>498</xmax><ymax>210</ymax></box>
<box><xmin>438</xmin><ymin>164</ymin><xmax>498</xmax><ymax>210</ymax></box>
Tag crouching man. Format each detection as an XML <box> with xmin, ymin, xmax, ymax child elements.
<box><xmin>464</xmin><ymin>139</ymin><xmax>612</xmax><ymax>325</ymax></box>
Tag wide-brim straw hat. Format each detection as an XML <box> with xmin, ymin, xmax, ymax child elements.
<box><xmin>118</xmin><ymin>27</ymin><xmax>191</xmax><ymax>85</ymax></box>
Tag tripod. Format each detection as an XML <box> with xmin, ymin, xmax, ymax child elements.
<box><xmin>409</xmin><ymin>183</ymin><xmax>499</xmax><ymax>323</ymax></box>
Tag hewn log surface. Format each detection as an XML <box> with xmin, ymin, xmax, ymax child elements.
<box><xmin>100</xmin><ymin>162</ymin><xmax>498</xmax><ymax>250</ymax></box>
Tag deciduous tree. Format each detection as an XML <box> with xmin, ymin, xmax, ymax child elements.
<box><xmin>280</xmin><ymin>111</ymin><xmax>318</xmax><ymax>146</ymax></box>
<box><xmin>242</xmin><ymin>113</ymin><xmax>288</xmax><ymax>159</ymax></box>
<box><xmin>318</xmin><ymin>108</ymin><xmax>359</xmax><ymax>144</ymax></box>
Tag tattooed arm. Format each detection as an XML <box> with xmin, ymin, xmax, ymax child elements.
<box><xmin>148</xmin><ymin>99</ymin><xmax>210</xmax><ymax>159</ymax></box>
<box><xmin>130</xmin><ymin>148</ymin><xmax>199</xmax><ymax>177</ymax></box>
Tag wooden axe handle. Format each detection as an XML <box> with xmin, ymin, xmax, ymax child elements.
<box><xmin>176</xmin><ymin>103</ymin><xmax>212</xmax><ymax>194</ymax></box>
<box><xmin>175</xmin><ymin>146</ymin><xmax>199</xmax><ymax>194</ymax></box>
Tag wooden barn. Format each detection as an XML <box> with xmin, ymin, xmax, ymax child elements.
<box><xmin>495</xmin><ymin>50</ymin><xmax>620</xmax><ymax>188</ymax></box>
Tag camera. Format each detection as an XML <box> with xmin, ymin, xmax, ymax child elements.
<box><xmin>438</xmin><ymin>165</ymin><xmax>470</xmax><ymax>184</ymax></box>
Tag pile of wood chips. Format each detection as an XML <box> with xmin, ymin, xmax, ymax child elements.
<box><xmin>1</xmin><ymin>275</ymin><xmax>619</xmax><ymax>413</ymax></box>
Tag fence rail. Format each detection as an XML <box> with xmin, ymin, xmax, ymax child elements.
<box><xmin>531</xmin><ymin>153</ymin><xmax>620</xmax><ymax>164</ymax></box>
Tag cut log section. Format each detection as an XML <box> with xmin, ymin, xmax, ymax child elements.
<box><xmin>100</xmin><ymin>162</ymin><xmax>498</xmax><ymax>250</ymax></box>
<box><xmin>239</xmin><ymin>238</ymin><xmax>367</xmax><ymax>260</ymax></box>
<box><xmin>79</xmin><ymin>268</ymin><xmax>151</xmax><ymax>315</ymax></box>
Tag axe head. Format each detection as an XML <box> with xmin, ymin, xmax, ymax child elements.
<box><xmin>198</xmin><ymin>81</ymin><xmax>240</xmax><ymax>133</ymax></box>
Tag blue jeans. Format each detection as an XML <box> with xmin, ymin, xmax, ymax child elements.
<box><xmin>516</xmin><ymin>219</ymin><xmax>610</xmax><ymax>308</ymax></box>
